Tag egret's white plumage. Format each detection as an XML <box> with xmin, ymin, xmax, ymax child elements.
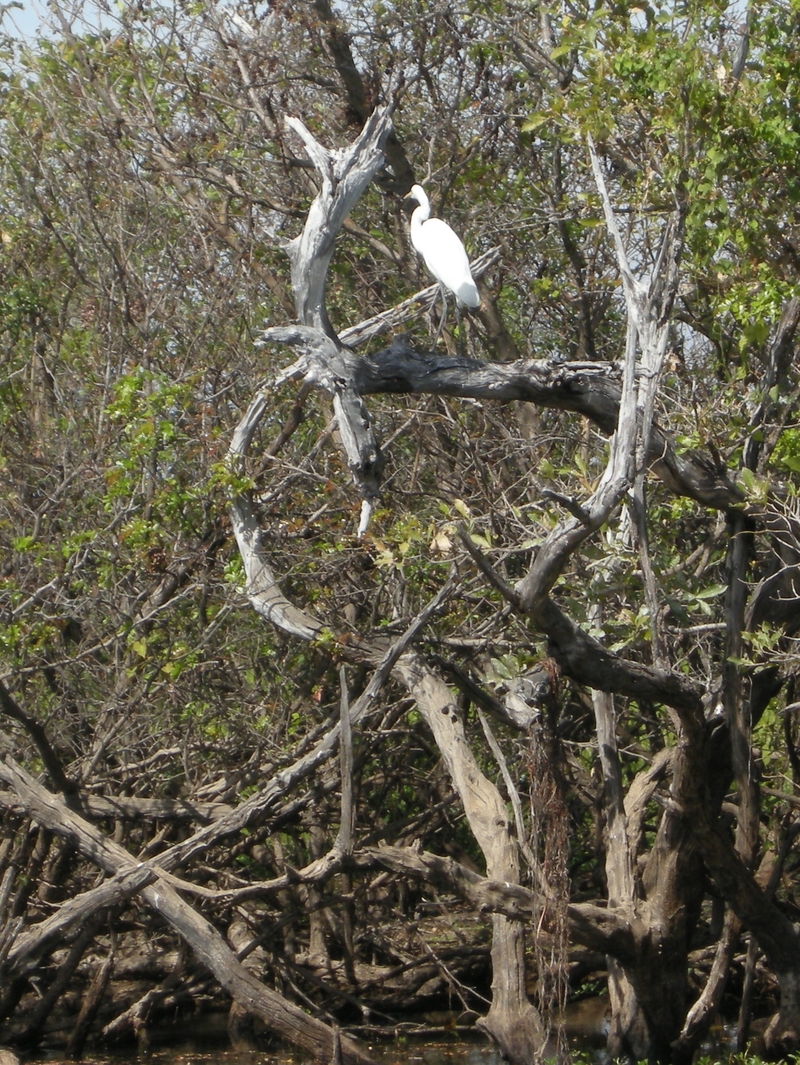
<box><xmin>407</xmin><ymin>184</ymin><xmax>480</xmax><ymax>310</ymax></box>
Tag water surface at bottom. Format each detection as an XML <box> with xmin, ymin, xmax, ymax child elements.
<box><xmin>33</xmin><ymin>997</ymin><xmax>613</xmax><ymax>1065</ymax></box>
<box><xmin>33</xmin><ymin>997</ymin><xmax>744</xmax><ymax>1065</ymax></box>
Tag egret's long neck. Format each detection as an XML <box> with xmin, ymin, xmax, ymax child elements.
<box><xmin>410</xmin><ymin>205</ymin><xmax>427</xmax><ymax>246</ymax></box>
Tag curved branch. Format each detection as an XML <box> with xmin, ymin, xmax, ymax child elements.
<box><xmin>229</xmin><ymin>390</ymin><xmax>323</xmax><ymax>640</ymax></box>
<box><xmin>457</xmin><ymin>526</ymin><xmax>703</xmax><ymax>714</ymax></box>
<box><xmin>535</xmin><ymin>597</ymin><xmax>704</xmax><ymax>716</ymax></box>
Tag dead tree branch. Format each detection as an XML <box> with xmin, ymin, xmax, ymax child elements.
<box><xmin>283</xmin><ymin>109</ymin><xmax>393</xmax><ymax>338</ymax></box>
<box><xmin>0</xmin><ymin>756</ymin><xmax>375</xmax><ymax>1065</ymax></box>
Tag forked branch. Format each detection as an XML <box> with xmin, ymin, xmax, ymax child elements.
<box><xmin>283</xmin><ymin>108</ymin><xmax>394</xmax><ymax>338</ymax></box>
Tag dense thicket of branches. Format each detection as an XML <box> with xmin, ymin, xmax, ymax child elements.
<box><xmin>2</xmin><ymin>2</ymin><xmax>800</xmax><ymax>1063</ymax></box>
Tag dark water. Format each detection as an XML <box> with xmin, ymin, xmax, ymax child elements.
<box><xmin>33</xmin><ymin>998</ymin><xmax>611</xmax><ymax>1065</ymax></box>
<box><xmin>39</xmin><ymin>1039</ymin><xmax>506</xmax><ymax>1065</ymax></box>
<box><xmin>30</xmin><ymin>998</ymin><xmax>744</xmax><ymax>1065</ymax></box>
<box><xmin>45</xmin><ymin>1044</ymin><xmax>522</xmax><ymax>1065</ymax></box>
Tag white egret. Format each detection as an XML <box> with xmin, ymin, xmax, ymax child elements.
<box><xmin>406</xmin><ymin>184</ymin><xmax>479</xmax><ymax>344</ymax></box>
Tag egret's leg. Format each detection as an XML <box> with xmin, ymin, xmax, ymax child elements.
<box><xmin>432</xmin><ymin>284</ymin><xmax>448</xmax><ymax>347</ymax></box>
<box><xmin>454</xmin><ymin>301</ymin><xmax>465</xmax><ymax>356</ymax></box>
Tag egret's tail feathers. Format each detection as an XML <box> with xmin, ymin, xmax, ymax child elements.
<box><xmin>456</xmin><ymin>279</ymin><xmax>480</xmax><ymax>309</ymax></box>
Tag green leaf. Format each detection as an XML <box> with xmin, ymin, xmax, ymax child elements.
<box><xmin>521</xmin><ymin>112</ymin><xmax>551</xmax><ymax>133</ymax></box>
<box><xmin>695</xmin><ymin>584</ymin><xmax>727</xmax><ymax>600</ymax></box>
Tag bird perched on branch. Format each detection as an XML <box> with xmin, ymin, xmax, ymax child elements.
<box><xmin>405</xmin><ymin>184</ymin><xmax>479</xmax><ymax>344</ymax></box>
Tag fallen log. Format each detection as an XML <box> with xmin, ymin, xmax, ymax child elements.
<box><xmin>0</xmin><ymin>756</ymin><xmax>375</xmax><ymax>1065</ymax></box>
<box><xmin>0</xmin><ymin>791</ymin><xmax>233</xmax><ymax>824</ymax></box>
<box><xmin>5</xmin><ymin>865</ymin><xmax>156</xmax><ymax>978</ymax></box>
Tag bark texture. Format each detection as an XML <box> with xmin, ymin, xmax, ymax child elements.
<box><xmin>394</xmin><ymin>655</ymin><xmax>545</xmax><ymax>1063</ymax></box>
<box><xmin>0</xmin><ymin>757</ymin><xmax>375</xmax><ymax>1065</ymax></box>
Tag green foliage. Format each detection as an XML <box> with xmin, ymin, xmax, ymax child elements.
<box><xmin>0</xmin><ymin>0</ymin><xmax>793</xmax><ymax>756</ymax></box>
<box><xmin>772</xmin><ymin>429</ymin><xmax>800</xmax><ymax>474</ymax></box>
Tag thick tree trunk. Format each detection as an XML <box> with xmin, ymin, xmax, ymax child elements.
<box><xmin>594</xmin><ymin>681</ymin><xmax>706</xmax><ymax>1064</ymax></box>
<box><xmin>607</xmin><ymin>959</ymin><xmax>650</xmax><ymax>1062</ymax></box>
<box><xmin>766</xmin><ymin>970</ymin><xmax>800</xmax><ymax>1056</ymax></box>
<box><xmin>593</xmin><ymin>686</ymin><xmax>648</xmax><ymax>1060</ymax></box>
<box><xmin>632</xmin><ymin>806</ymin><xmax>704</xmax><ymax>1064</ymax></box>
<box><xmin>394</xmin><ymin>655</ymin><xmax>545</xmax><ymax>1063</ymax></box>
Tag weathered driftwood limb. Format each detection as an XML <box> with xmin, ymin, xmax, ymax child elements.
<box><xmin>283</xmin><ymin>109</ymin><xmax>392</xmax><ymax>338</ymax></box>
<box><xmin>262</xmin><ymin>333</ymin><xmax>742</xmax><ymax>512</ymax></box>
<box><xmin>0</xmin><ymin>756</ymin><xmax>375</xmax><ymax>1065</ymax></box>
<box><xmin>4</xmin><ymin>864</ymin><xmax>155</xmax><ymax>979</ymax></box>
<box><xmin>0</xmin><ymin>791</ymin><xmax>233</xmax><ymax>824</ymax></box>
<box><xmin>154</xmin><ymin>849</ymin><xmax>348</xmax><ymax>906</ymax></box>
<box><xmin>359</xmin><ymin>844</ymin><xmax>540</xmax><ymax>919</ymax></box>
<box><xmin>391</xmin><ymin>653</ymin><xmax>545</xmax><ymax>1064</ymax></box>
<box><xmin>278</xmin><ymin>109</ymin><xmax>395</xmax><ymax>532</ymax></box>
